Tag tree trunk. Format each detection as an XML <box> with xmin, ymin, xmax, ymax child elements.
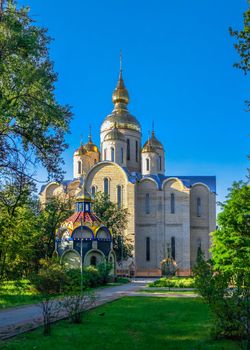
<box><xmin>0</xmin><ymin>0</ymin><xmax>4</xmax><ymax>18</ymax></box>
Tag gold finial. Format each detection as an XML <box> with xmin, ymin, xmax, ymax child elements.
<box><xmin>152</xmin><ymin>121</ymin><xmax>155</xmax><ymax>137</ymax></box>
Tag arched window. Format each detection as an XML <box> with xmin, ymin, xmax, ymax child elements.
<box><xmin>171</xmin><ymin>193</ymin><xmax>175</xmax><ymax>214</ymax></box>
<box><xmin>146</xmin><ymin>237</ymin><xmax>150</xmax><ymax>261</ymax></box>
<box><xmin>104</xmin><ymin>149</ymin><xmax>107</xmax><ymax>161</ymax></box>
<box><xmin>146</xmin><ymin>158</ymin><xmax>150</xmax><ymax>171</ymax></box>
<box><xmin>90</xmin><ymin>256</ymin><xmax>97</xmax><ymax>266</ymax></box>
<box><xmin>127</xmin><ymin>139</ymin><xmax>130</xmax><ymax>160</ymax></box>
<box><xmin>121</xmin><ymin>147</ymin><xmax>124</xmax><ymax>163</ymax></box>
<box><xmin>145</xmin><ymin>193</ymin><xmax>150</xmax><ymax>214</ymax></box>
<box><xmin>197</xmin><ymin>198</ymin><xmax>201</xmax><ymax>217</ymax></box>
<box><xmin>171</xmin><ymin>236</ymin><xmax>175</xmax><ymax>260</ymax></box>
<box><xmin>159</xmin><ymin>155</ymin><xmax>162</xmax><ymax>171</ymax></box>
<box><xmin>117</xmin><ymin>185</ymin><xmax>122</xmax><ymax>208</ymax></box>
<box><xmin>78</xmin><ymin>161</ymin><xmax>81</xmax><ymax>174</ymax></box>
<box><xmin>91</xmin><ymin>186</ymin><xmax>96</xmax><ymax>197</ymax></box>
<box><xmin>104</xmin><ymin>178</ymin><xmax>109</xmax><ymax>195</ymax></box>
<box><xmin>111</xmin><ymin>147</ymin><xmax>115</xmax><ymax>162</ymax></box>
<box><xmin>136</xmin><ymin>140</ymin><xmax>138</xmax><ymax>162</ymax></box>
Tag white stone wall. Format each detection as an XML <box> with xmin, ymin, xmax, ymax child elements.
<box><xmin>101</xmin><ymin>128</ymin><xmax>141</xmax><ymax>172</ymax></box>
<box><xmin>101</xmin><ymin>139</ymin><xmax>127</xmax><ymax>167</ymax></box>
<box><xmin>190</xmin><ymin>184</ymin><xmax>216</xmax><ymax>267</ymax></box>
<box><xmin>84</xmin><ymin>162</ymin><xmax>135</xmax><ymax>248</ymax></box>
<box><xmin>73</xmin><ymin>151</ymin><xmax>99</xmax><ymax>179</ymax></box>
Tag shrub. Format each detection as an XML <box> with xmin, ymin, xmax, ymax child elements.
<box><xmin>149</xmin><ymin>277</ymin><xmax>195</xmax><ymax>289</ymax></box>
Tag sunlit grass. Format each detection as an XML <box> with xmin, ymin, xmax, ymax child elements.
<box><xmin>1</xmin><ymin>297</ymin><xmax>240</xmax><ymax>350</ymax></box>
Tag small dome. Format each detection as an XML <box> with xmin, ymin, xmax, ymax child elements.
<box><xmin>84</xmin><ymin>140</ymin><xmax>99</xmax><ymax>153</ymax></box>
<box><xmin>112</xmin><ymin>73</ymin><xmax>129</xmax><ymax>105</ymax></box>
<box><xmin>150</xmin><ymin>131</ymin><xmax>164</xmax><ymax>150</ymax></box>
<box><xmin>75</xmin><ymin>144</ymin><xmax>87</xmax><ymax>156</ymax></box>
<box><xmin>104</xmin><ymin>123</ymin><xmax>126</xmax><ymax>142</ymax></box>
<box><xmin>142</xmin><ymin>131</ymin><xmax>164</xmax><ymax>153</ymax></box>
<box><xmin>75</xmin><ymin>135</ymin><xmax>99</xmax><ymax>155</ymax></box>
<box><xmin>142</xmin><ymin>141</ymin><xmax>157</xmax><ymax>153</ymax></box>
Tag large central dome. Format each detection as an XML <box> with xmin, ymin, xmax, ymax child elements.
<box><xmin>101</xmin><ymin>70</ymin><xmax>141</xmax><ymax>133</ymax></box>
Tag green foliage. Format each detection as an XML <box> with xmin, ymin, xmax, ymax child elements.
<box><xmin>194</xmin><ymin>182</ymin><xmax>250</xmax><ymax>342</ymax></box>
<box><xmin>193</xmin><ymin>255</ymin><xmax>249</xmax><ymax>341</ymax></box>
<box><xmin>92</xmin><ymin>192</ymin><xmax>132</xmax><ymax>261</ymax></box>
<box><xmin>0</xmin><ymin>179</ymin><xmax>73</xmax><ymax>280</ymax></box>
<box><xmin>30</xmin><ymin>258</ymin><xmax>67</xmax><ymax>297</ymax></box>
<box><xmin>0</xmin><ymin>175</ymin><xmax>40</xmax><ymax>280</ymax></box>
<box><xmin>230</xmin><ymin>8</ymin><xmax>250</xmax><ymax>110</ymax></box>
<box><xmin>230</xmin><ymin>8</ymin><xmax>250</xmax><ymax>75</ymax></box>
<box><xmin>149</xmin><ymin>277</ymin><xmax>195</xmax><ymax>289</ymax></box>
<box><xmin>0</xmin><ymin>0</ymin><xmax>72</xmax><ymax>181</ymax></box>
<box><xmin>211</xmin><ymin>181</ymin><xmax>250</xmax><ymax>279</ymax></box>
<box><xmin>36</xmin><ymin>196</ymin><xmax>74</xmax><ymax>258</ymax></box>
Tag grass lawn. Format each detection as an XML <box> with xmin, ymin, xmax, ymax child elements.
<box><xmin>0</xmin><ymin>278</ymin><xmax>130</xmax><ymax>309</ymax></box>
<box><xmin>139</xmin><ymin>289</ymin><xmax>196</xmax><ymax>294</ymax></box>
<box><xmin>1</xmin><ymin>297</ymin><xmax>240</xmax><ymax>350</ymax></box>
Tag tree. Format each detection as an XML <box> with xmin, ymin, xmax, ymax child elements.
<box><xmin>36</xmin><ymin>196</ymin><xmax>74</xmax><ymax>259</ymax></box>
<box><xmin>230</xmin><ymin>8</ymin><xmax>250</xmax><ymax>75</ymax></box>
<box><xmin>0</xmin><ymin>168</ymin><xmax>39</xmax><ymax>279</ymax></box>
<box><xmin>92</xmin><ymin>192</ymin><xmax>131</xmax><ymax>262</ymax></box>
<box><xmin>0</xmin><ymin>0</ymin><xmax>72</xmax><ymax>182</ymax></box>
<box><xmin>211</xmin><ymin>181</ymin><xmax>250</xmax><ymax>279</ymax></box>
<box><xmin>31</xmin><ymin>257</ymin><xmax>68</xmax><ymax>336</ymax></box>
<box><xmin>230</xmin><ymin>8</ymin><xmax>250</xmax><ymax>110</ymax></box>
<box><xmin>194</xmin><ymin>181</ymin><xmax>250</xmax><ymax>343</ymax></box>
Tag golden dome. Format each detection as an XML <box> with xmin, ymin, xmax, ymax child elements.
<box><xmin>142</xmin><ymin>131</ymin><xmax>164</xmax><ymax>153</ymax></box>
<box><xmin>101</xmin><ymin>69</ymin><xmax>141</xmax><ymax>133</ymax></box>
<box><xmin>84</xmin><ymin>138</ymin><xmax>99</xmax><ymax>153</ymax></box>
<box><xmin>75</xmin><ymin>133</ymin><xmax>99</xmax><ymax>155</ymax></box>
<box><xmin>75</xmin><ymin>144</ymin><xmax>87</xmax><ymax>156</ymax></box>
<box><xmin>112</xmin><ymin>71</ymin><xmax>129</xmax><ymax>105</ymax></box>
<box><xmin>104</xmin><ymin>123</ymin><xmax>126</xmax><ymax>142</ymax></box>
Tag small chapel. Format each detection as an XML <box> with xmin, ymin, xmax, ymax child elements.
<box><xmin>40</xmin><ymin>62</ymin><xmax>216</xmax><ymax>276</ymax></box>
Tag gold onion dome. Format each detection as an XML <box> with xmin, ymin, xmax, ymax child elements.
<box><xmin>84</xmin><ymin>134</ymin><xmax>99</xmax><ymax>153</ymax></box>
<box><xmin>101</xmin><ymin>68</ymin><xmax>141</xmax><ymax>133</ymax></box>
<box><xmin>75</xmin><ymin>144</ymin><xmax>87</xmax><ymax>156</ymax></box>
<box><xmin>75</xmin><ymin>133</ymin><xmax>99</xmax><ymax>155</ymax></box>
<box><xmin>104</xmin><ymin>123</ymin><xmax>126</xmax><ymax>142</ymax></box>
<box><xmin>142</xmin><ymin>131</ymin><xmax>164</xmax><ymax>153</ymax></box>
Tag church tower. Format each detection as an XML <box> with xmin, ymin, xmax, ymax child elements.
<box><xmin>73</xmin><ymin>131</ymin><xmax>100</xmax><ymax>178</ymax></box>
<box><xmin>141</xmin><ymin>130</ymin><xmax>165</xmax><ymax>175</ymax></box>
<box><xmin>100</xmin><ymin>59</ymin><xmax>141</xmax><ymax>172</ymax></box>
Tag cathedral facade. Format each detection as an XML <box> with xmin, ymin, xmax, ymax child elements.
<box><xmin>40</xmin><ymin>68</ymin><xmax>216</xmax><ymax>276</ymax></box>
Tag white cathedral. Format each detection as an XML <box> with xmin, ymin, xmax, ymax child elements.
<box><xmin>40</xmin><ymin>67</ymin><xmax>216</xmax><ymax>276</ymax></box>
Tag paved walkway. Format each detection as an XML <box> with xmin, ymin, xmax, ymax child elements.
<box><xmin>0</xmin><ymin>279</ymin><xmax>197</xmax><ymax>340</ymax></box>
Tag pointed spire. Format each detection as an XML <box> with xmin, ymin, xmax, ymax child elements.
<box><xmin>88</xmin><ymin>125</ymin><xmax>92</xmax><ymax>143</ymax></box>
<box><xmin>152</xmin><ymin>120</ymin><xmax>155</xmax><ymax>137</ymax></box>
<box><xmin>119</xmin><ymin>49</ymin><xmax>123</xmax><ymax>78</ymax></box>
<box><xmin>80</xmin><ymin>134</ymin><xmax>83</xmax><ymax>146</ymax></box>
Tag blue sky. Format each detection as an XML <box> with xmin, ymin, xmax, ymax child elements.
<box><xmin>19</xmin><ymin>0</ymin><xmax>249</xmax><ymax>208</ymax></box>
